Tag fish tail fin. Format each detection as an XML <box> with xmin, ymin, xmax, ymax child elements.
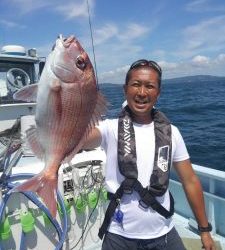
<box><xmin>15</xmin><ymin>171</ymin><xmax>58</xmax><ymax>218</ymax></box>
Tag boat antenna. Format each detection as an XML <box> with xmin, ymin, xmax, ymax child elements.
<box><xmin>86</xmin><ymin>0</ymin><xmax>99</xmax><ymax>89</ymax></box>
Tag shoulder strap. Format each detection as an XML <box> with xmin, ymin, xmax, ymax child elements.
<box><xmin>150</xmin><ymin>109</ymin><xmax>172</xmax><ymax>196</ymax></box>
<box><xmin>117</xmin><ymin>107</ymin><xmax>138</xmax><ymax>179</ymax></box>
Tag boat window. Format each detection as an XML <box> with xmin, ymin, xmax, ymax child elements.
<box><xmin>0</xmin><ymin>61</ymin><xmax>37</xmax><ymax>104</ymax></box>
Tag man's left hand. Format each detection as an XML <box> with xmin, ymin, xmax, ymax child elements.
<box><xmin>201</xmin><ymin>232</ymin><xmax>216</xmax><ymax>250</ymax></box>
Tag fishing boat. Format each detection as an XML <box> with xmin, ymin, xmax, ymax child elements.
<box><xmin>0</xmin><ymin>44</ymin><xmax>45</xmax><ymax>132</ymax></box>
<box><xmin>0</xmin><ymin>45</ymin><xmax>225</xmax><ymax>250</ymax></box>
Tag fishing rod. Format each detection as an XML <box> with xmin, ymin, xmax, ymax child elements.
<box><xmin>86</xmin><ymin>0</ymin><xmax>99</xmax><ymax>89</ymax></box>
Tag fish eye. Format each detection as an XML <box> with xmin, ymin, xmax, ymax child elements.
<box><xmin>76</xmin><ymin>56</ymin><xmax>86</xmax><ymax>70</ymax></box>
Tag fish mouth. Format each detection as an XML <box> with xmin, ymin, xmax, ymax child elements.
<box><xmin>58</xmin><ymin>34</ymin><xmax>76</xmax><ymax>48</ymax></box>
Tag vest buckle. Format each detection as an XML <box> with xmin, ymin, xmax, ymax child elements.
<box><xmin>138</xmin><ymin>189</ymin><xmax>157</xmax><ymax>210</ymax></box>
<box><xmin>139</xmin><ymin>199</ymin><xmax>149</xmax><ymax>209</ymax></box>
<box><xmin>122</xmin><ymin>178</ymin><xmax>136</xmax><ymax>194</ymax></box>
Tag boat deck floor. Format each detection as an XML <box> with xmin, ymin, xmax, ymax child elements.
<box><xmin>174</xmin><ymin>213</ymin><xmax>224</xmax><ymax>250</ymax></box>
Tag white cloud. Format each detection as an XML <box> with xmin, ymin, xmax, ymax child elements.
<box><xmin>175</xmin><ymin>15</ymin><xmax>225</xmax><ymax>58</ymax></box>
<box><xmin>158</xmin><ymin>61</ymin><xmax>178</xmax><ymax>70</ymax></box>
<box><xmin>98</xmin><ymin>53</ymin><xmax>225</xmax><ymax>84</ymax></box>
<box><xmin>92</xmin><ymin>22</ymin><xmax>150</xmax><ymax>46</ymax></box>
<box><xmin>186</xmin><ymin>0</ymin><xmax>225</xmax><ymax>12</ymax></box>
<box><xmin>118</xmin><ymin>23</ymin><xmax>150</xmax><ymax>41</ymax></box>
<box><xmin>94</xmin><ymin>40</ymin><xmax>143</xmax><ymax>73</ymax></box>
<box><xmin>99</xmin><ymin>65</ymin><xmax>129</xmax><ymax>84</ymax></box>
<box><xmin>55</xmin><ymin>0</ymin><xmax>95</xmax><ymax>19</ymax></box>
<box><xmin>215</xmin><ymin>53</ymin><xmax>225</xmax><ymax>63</ymax></box>
<box><xmin>152</xmin><ymin>49</ymin><xmax>167</xmax><ymax>59</ymax></box>
<box><xmin>93</xmin><ymin>24</ymin><xmax>118</xmax><ymax>45</ymax></box>
<box><xmin>4</xmin><ymin>0</ymin><xmax>95</xmax><ymax>18</ymax></box>
<box><xmin>8</xmin><ymin>0</ymin><xmax>50</xmax><ymax>14</ymax></box>
<box><xmin>161</xmin><ymin>55</ymin><xmax>225</xmax><ymax>79</ymax></box>
<box><xmin>192</xmin><ymin>55</ymin><xmax>209</xmax><ymax>66</ymax></box>
<box><xmin>0</xmin><ymin>19</ymin><xmax>26</xmax><ymax>29</ymax></box>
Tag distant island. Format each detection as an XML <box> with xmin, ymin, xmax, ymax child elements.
<box><xmin>163</xmin><ymin>75</ymin><xmax>225</xmax><ymax>84</ymax></box>
<box><xmin>100</xmin><ymin>75</ymin><xmax>225</xmax><ymax>85</ymax></box>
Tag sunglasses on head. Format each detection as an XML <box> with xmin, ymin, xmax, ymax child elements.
<box><xmin>129</xmin><ymin>59</ymin><xmax>162</xmax><ymax>77</ymax></box>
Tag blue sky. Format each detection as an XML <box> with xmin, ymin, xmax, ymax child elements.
<box><xmin>1</xmin><ymin>0</ymin><xmax>225</xmax><ymax>84</ymax></box>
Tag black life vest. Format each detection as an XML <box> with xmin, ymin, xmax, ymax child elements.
<box><xmin>98</xmin><ymin>107</ymin><xmax>174</xmax><ymax>240</ymax></box>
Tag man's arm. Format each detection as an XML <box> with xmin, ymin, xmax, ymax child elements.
<box><xmin>83</xmin><ymin>127</ymin><xmax>102</xmax><ymax>150</ymax></box>
<box><xmin>173</xmin><ymin>159</ymin><xmax>216</xmax><ymax>250</ymax></box>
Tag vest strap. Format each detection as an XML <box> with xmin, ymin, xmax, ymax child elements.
<box><xmin>132</xmin><ymin>180</ymin><xmax>174</xmax><ymax>218</ymax></box>
<box><xmin>98</xmin><ymin>178</ymin><xmax>174</xmax><ymax>239</ymax></box>
<box><xmin>98</xmin><ymin>185</ymin><xmax>123</xmax><ymax>240</ymax></box>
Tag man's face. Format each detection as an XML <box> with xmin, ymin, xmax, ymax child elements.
<box><xmin>124</xmin><ymin>67</ymin><xmax>160</xmax><ymax>124</ymax></box>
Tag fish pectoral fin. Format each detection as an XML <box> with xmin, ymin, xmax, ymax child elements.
<box><xmin>15</xmin><ymin>171</ymin><xmax>58</xmax><ymax>218</ymax></box>
<box><xmin>26</xmin><ymin>125</ymin><xmax>45</xmax><ymax>159</ymax></box>
<box><xmin>13</xmin><ymin>84</ymin><xmax>38</xmax><ymax>102</ymax></box>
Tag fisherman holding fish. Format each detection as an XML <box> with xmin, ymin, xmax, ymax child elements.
<box><xmin>84</xmin><ymin>59</ymin><xmax>216</xmax><ymax>249</ymax></box>
<box><xmin>13</xmin><ymin>34</ymin><xmax>215</xmax><ymax>249</ymax></box>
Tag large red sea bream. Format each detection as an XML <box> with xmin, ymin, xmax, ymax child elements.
<box><xmin>13</xmin><ymin>35</ymin><xmax>107</xmax><ymax>217</ymax></box>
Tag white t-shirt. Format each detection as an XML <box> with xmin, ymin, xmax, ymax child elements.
<box><xmin>98</xmin><ymin>118</ymin><xmax>189</xmax><ymax>239</ymax></box>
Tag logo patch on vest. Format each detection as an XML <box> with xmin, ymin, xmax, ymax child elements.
<box><xmin>123</xmin><ymin>117</ymin><xmax>131</xmax><ymax>156</ymax></box>
<box><xmin>157</xmin><ymin>145</ymin><xmax>170</xmax><ymax>172</ymax></box>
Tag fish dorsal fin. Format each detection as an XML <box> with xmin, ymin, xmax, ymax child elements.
<box><xmin>26</xmin><ymin>125</ymin><xmax>45</xmax><ymax>159</ymax></box>
<box><xmin>63</xmin><ymin>92</ymin><xmax>108</xmax><ymax>163</ymax></box>
<box><xmin>13</xmin><ymin>84</ymin><xmax>38</xmax><ymax>102</ymax></box>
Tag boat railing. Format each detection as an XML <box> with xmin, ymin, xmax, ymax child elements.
<box><xmin>170</xmin><ymin>163</ymin><xmax>225</xmax><ymax>237</ymax></box>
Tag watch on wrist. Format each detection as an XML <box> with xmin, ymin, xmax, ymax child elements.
<box><xmin>198</xmin><ymin>222</ymin><xmax>212</xmax><ymax>232</ymax></box>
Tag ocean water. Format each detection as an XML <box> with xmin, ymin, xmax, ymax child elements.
<box><xmin>99</xmin><ymin>80</ymin><xmax>225</xmax><ymax>171</ymax></box>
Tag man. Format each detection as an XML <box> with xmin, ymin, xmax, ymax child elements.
<box><xmin>84</xmin><ymin>59</ymin><xmax>216</xmax><ymax>249</ymax></box>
